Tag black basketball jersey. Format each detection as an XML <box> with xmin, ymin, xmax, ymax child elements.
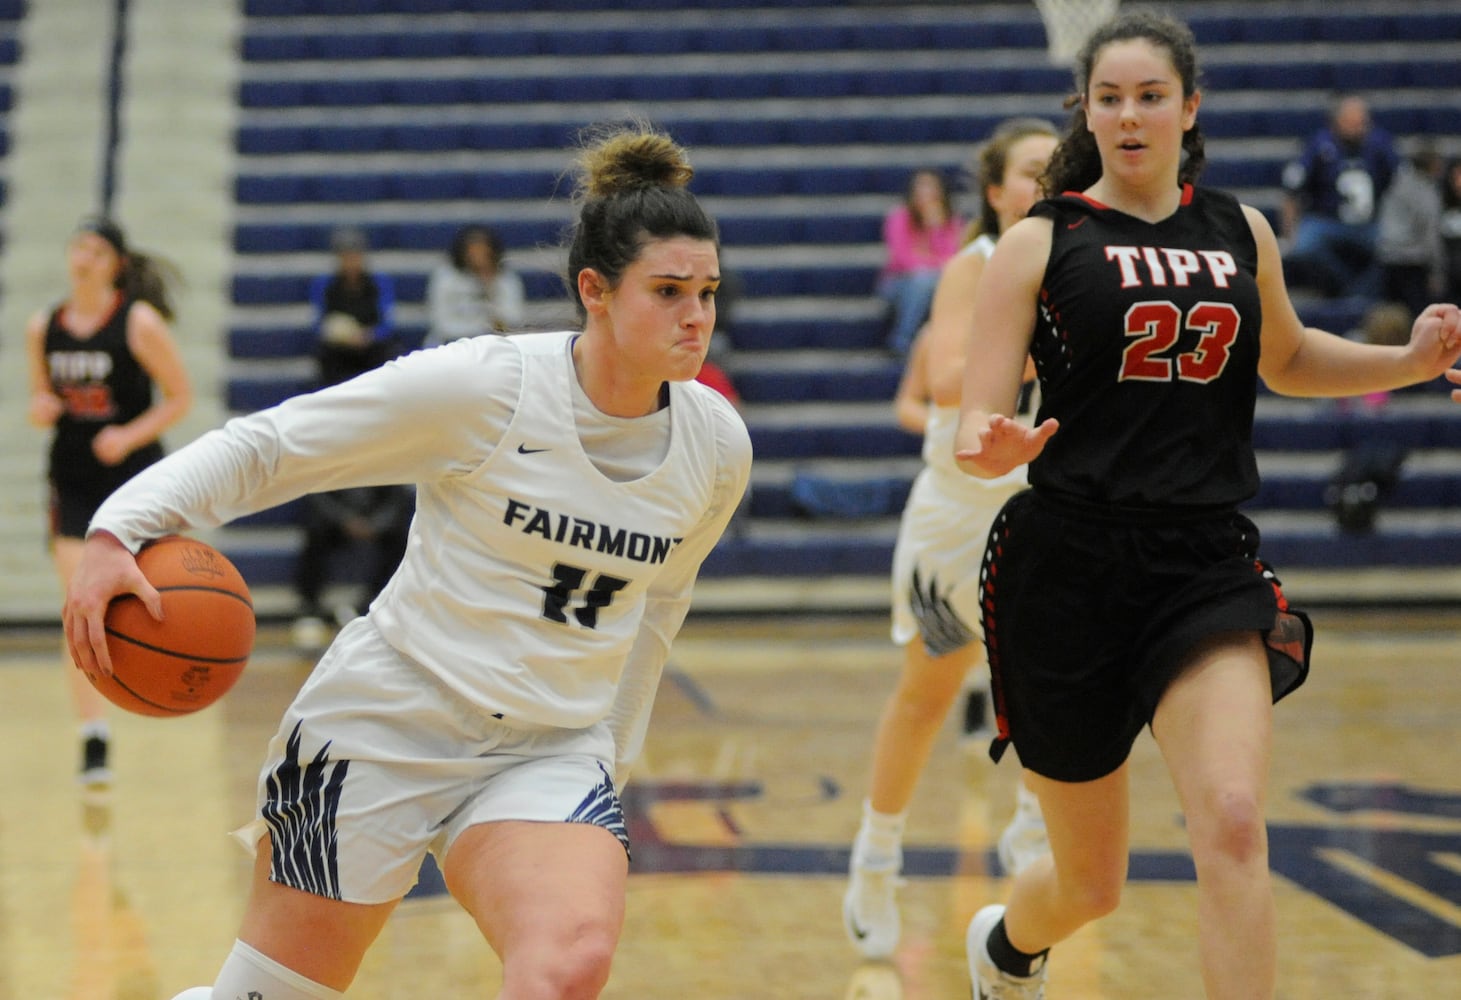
<box><xmin>45</xmin><ymin>297</ymin><xmax>163</xmax><ymax>486</ymax></box>
<box><xmin>1026</xmin><ymin>185</ymin><xmax>1262</xmax><ymax>509</ymax></box>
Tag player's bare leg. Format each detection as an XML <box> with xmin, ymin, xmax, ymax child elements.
<box><xmin>446</xmin><ymin>820</ymin><xmax>627</xmax><ymax>1000</ymax></box>
<box><xmin>1152</xmin><ymin>631</ymin><xmax>1276</xmax><ymax>1000</ymax></box>
<box><xmin>845</xmin><ymin>639</ymin><xmax>975</xmax><ymax>957</ymax></box>
<box><xmin>230</xmin><ymin>832</ymin><xmax>398</xmax><ymax>993</ymax></box>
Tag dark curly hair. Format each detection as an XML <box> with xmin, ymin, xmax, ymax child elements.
<box><xmin>1041</xmin><ymin>10</ymin><xmax>1207</xmax><ymax>197</ymax></box>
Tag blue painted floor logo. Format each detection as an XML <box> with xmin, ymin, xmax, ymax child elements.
<box><xmin>408</xmin><ymin>778</ymin><xmax>1461</xmax><ymax>958</ymax></box>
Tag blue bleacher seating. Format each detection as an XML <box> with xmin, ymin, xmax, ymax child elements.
<box><xmin>227</xmin><ymin>0</ymin><xmax>1461</xmax><ymax>588</ymax></box>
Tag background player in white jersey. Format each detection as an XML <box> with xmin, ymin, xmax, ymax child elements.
<box><xmin>63</xmin><ymin>121</ymin><xmax>751</xmax><ymax>1000</ymax></box>
<box><xmin>843</xmin><ymin>118</ymin><xmax>1057</xmax><ymax>961</ymax></box>
<box><xmin>955</xmin><ymin>12</ymin><xmax>1460</xmax><ymax>999</ymax></box>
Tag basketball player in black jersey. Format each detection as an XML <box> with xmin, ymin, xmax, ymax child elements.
<box><xmin>24</xmin><ymin>217</ymin><xmax>192</xmax><ymax>786</ymax></box>
<box><xmin>951</xmin><ymin>12</ymin><xmax>1461</xmax><ymax>999</ymax></box>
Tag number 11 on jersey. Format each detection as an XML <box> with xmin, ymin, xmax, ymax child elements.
<box><xmin>540</xmin><ymin>562</ymin><xmax>629</xmax><ymax>629</ymax></box>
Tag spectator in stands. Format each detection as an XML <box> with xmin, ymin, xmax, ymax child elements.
<box><xmin>1280</xmin><ymin>92</ymin><xmax>1399</xmax><ymax>300</ymax></box>
<box><xmin>290</xmin><ymin>483</ymin><xmax>413</xmax><ymax>650</ymax></box>
<box><xmin>1325</xmin><ymin>303</ymin><xmax>1413</xmax><ymax>534</ymax></box>
<box><xmin>293</xmin><ymin>226</ymin><xmax>411</xmax><ymax>650</ymax></box>
<box><xmin>1440</xmin><ymin>156</ymin><xmax>1461</xmax><ymax>302</ymax></box>
<box><xmin>844</xmin><ymin>118</ymin><xmax>1056</xmax><ymax>963</ymax></box>
<box><xmin>954</xmin><ymin>13</ymin><xmax>1461</xmax><ymax>998</ymax></box>
<box><xmin>64</xmin><ymin>120</ymin><xmax>750</xmax><ymax>1000</ymax></box>
<box><xmin>1376</xmin><ymin>144</ymin><xmax>1446</xmax><ymax>320</ymax></box>
<box><xmin>307</xmin><ymin>226</ymin><xmax>398</xmax><ymax>386</ymax></box>
<box><xmin>423</xmin><ymin>223</ymin><xmax>526</xmax><ymax>346</ymax></box>
<box><xmin>24</xmin><ymin>216</ymin><xmax>192</xmax><ymax>787</ymax></box>
<box><xmin>878</xmin><ymin>168</ymin><xmax>966</xmax><ymax>357</ymax></box>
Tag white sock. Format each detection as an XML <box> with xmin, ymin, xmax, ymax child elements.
<box><xmin>169</xmin><ymin>990</ymin><xmax>213</xmax><ymax>1000</ymax></box>
<box><xmin>855</xmin><ymin>799</ymin><xmax>906</xmax><ymax>867</ymax></box>
<box><xmin>81</xmin><ymin>720</ymin><xmax>110</xmax><ymax>741</ymax></box>
<box><xmin>209</xmin><ymin>939</ymin><xmax>343</xmax><ymax>999</ymax></box>
<box><xmin>1015</xmin><ymin>781</ymin><xmax>1042</xmax><ymax>820</ymax></box>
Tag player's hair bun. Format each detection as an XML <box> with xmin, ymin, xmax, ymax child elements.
<box><xmin>576</xmin><ymin>121</ymin><xmax>694</xmax><ymax>199</ymax></box>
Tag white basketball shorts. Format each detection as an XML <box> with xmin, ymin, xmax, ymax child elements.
<box><xmin>235</xmin><ymin>617</ymin><xmax>626</xmax><ymax>904</ymax></box>
<box><xmin>889</xmin><ymin>469</ymin><xmax>1026</xmax><ymax>657</ymax></box>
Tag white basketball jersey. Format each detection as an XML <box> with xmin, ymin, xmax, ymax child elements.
<box><xmin>373</xmin><ymin>331</ymin><xmax>732</xmax><ymax>724</ymax></box>
<box><xmin>920</xmin><ymin>233</ymin><xmax>1034</xmax><ymax>491</ymax></box>
<box><xmin>92</xmin><ymin>331</ymin><xmax>751</xmax><ymax>737</ymax></box>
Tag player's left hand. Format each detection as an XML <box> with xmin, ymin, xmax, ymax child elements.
<box><xmin>1408</xmin><ymin>303</ymin><xmax>1461</xmax><ymax>379</ymax></box>
<box><xmin>91</xmin><ymin>426</ymin><xmax>133</xmax><ymax>467</ymax></box>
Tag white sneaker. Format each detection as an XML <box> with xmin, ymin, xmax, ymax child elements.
<box><xmin>290</xmin><ymin>615</ymin><xmax>331</xmax><ymax>651</ymax></box>
<box><xmin>996</xmin><ymin>785</ymin><xmax>1049</xmax><ymax>877</ymax></box>
<box><xmin>966</xmin><ymin>904</ymin><xmax>1047</xmax><ymax>999</ymax></box>
<box><xmin>843</xmin><ymin>851</ymin><xmax>902</xmax><ymax>959</ymax></box>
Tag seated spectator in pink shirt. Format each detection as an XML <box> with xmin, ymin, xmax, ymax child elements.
<box><xmin>878</xmin><ymin>168</ymin><xmax>966</xmax><ymax>357</ymax></box>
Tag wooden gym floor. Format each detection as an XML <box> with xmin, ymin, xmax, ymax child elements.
<box><xmin>1</xmin><ymin>606</ymin><xmax>1458</xmax><ymax>999</ymax></box>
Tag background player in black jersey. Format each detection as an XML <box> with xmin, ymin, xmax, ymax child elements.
<box><xmin>24</xmin><ymin>217</ymin><xmax>192</xmax><ymax>787</ymax></box>
<box><xmin>952</xmin><ymin>12</ymin><xmax>1461</xmax><ymax>999</ymax></box>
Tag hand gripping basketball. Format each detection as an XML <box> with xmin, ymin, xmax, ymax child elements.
<box><xmin>95</xmin><ymin>535</ymin><xmax>256</xmax><ymax>717</ymax></box>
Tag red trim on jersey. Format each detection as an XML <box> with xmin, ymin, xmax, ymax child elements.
<box><xmin>1062</xmin><ymin>184</ymin><xmax>1194</xmax><ymax>209</ymax></box>
<box><xmin>58</xmin><ymin>290</ymin><xmax>126</xmax><ymax>340</ymax></box>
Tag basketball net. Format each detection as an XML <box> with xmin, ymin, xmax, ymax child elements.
<box><xmin>1034</xmin><ymin>0</ymin><xmax>1120</xmax><ymax>66</ymax></box>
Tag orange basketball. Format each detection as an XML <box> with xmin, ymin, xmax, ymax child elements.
<box><xmin>96</xmin><ymin>535</ymin><xmax>255</xmax><ymax>717</ymax></box>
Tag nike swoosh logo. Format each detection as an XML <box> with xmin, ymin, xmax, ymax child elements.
<box><xmin>1066</xmin><ymin>217</ymin><xmax>1088</xmax><ymax>230</ymax></box>
<box><xmin>849</xmin><ymin>920</ymin><xmax>869</xmax><ymax>940</ymax></box>
<box><xmin>517</xmin><ymin>444</ymin><xmax>550</xmax><ymax>455</ymax></box>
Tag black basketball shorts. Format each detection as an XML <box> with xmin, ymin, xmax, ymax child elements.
<box><xmin>979</xmin><ymin>490</ymin><xmax>1312</xmax><ymax>783</ymax></box>
<box><xmin>48</xmin><ymin>476</ymin><xmax>124</xmax><ymax>541</ymax></box>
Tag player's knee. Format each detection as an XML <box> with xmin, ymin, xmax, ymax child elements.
<box><xmin>559</xmin><ymin>928</ymin><xmax>617</xmax><ymax>998</ymax></box>
<box><xmin>1063</xmin><ymin>871</ymin><xmax>1124</xmax><ymax>922</ymax></box>
<box><xmin>507</xmin><ymin>928</ymin><xmax>616</xmax><ymax>1000</ymax></box>
<box><xmin>1191</xmin><ymin>787</ymin><xmax>1266</xmax><ymax>869</ymax></box>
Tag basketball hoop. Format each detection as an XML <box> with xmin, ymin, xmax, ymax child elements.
<box><xmin>1034</xmin><ymin>0</ymin><xmax>1120</xmax><ymax>67</ymax></box>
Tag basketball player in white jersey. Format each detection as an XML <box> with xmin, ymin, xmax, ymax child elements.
<box><xmin>844</xmin><ymin>118</ymin><xmax>1057</xmax><ymax>960</ymax></box>
<box><xmin>63</xmin><ymin>121</ymin><xmax>751</xmax><ymax>1000</ymax></box>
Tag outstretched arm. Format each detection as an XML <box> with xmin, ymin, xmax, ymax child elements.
<box><xmin>954</xmin><ymin>217</ymin><xmax>1058</xmax><ymax>478</ymax></box>
<box><xmin>1249</xmin><ymin>206</ymin><xmax>1461</xmax><ymax>395</ymax></box>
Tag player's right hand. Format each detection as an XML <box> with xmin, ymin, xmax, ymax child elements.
<box><xmin>62</xmin><ymin>532</ymin><xmax>162</xmax><ymax>680</ymax></box>
<box><xmin>955</xmin><ymin>414</ymin><xmax>1058</xmax><ymax>478</ymax></box>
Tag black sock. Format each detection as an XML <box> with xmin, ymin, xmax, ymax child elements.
<box><xmin>987</xmin><ymin>917</ymin><xmax>1049</xmax><ymax>978</ymax></box>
